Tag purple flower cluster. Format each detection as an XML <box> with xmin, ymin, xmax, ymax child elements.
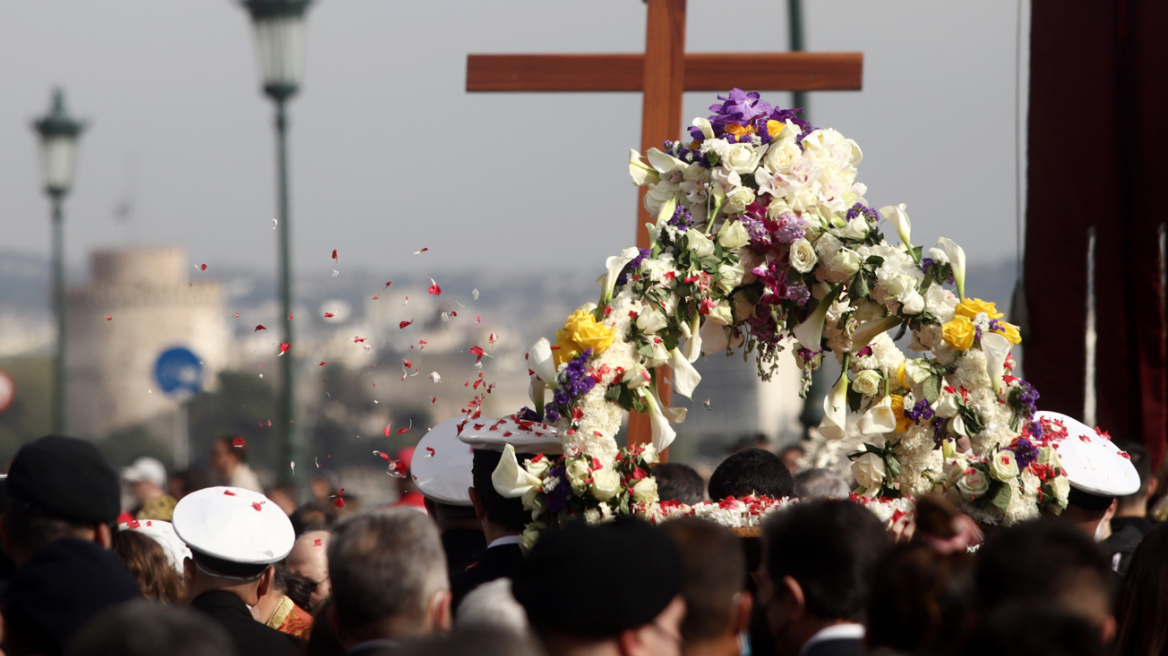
<box><xmin>741</xmin><ymin>206</ymin><xmax>807</xmax><ymax>254</ymax></box>
<box><xmin>844</xmin><ymin>203</ymin><xmax>878</xmax><ymax>223</ymax></box>
<box><xmin>544</xmin><ymin>349</ymin><xmax>595</xmax><ymax>424</ymax></box>
<box><xmin>1008</xmin><ymin>437</ymin><xmax>1040</xmax><ymax>470</ymax></box>
<box><xmin>544</xmin><ymin>464</ymin><xmax>571</xmax><ymax>514</ymax></box>
<box><xmin>905</xmin><ymin>398</ymin><xmax>935</xmax><ymax>425</ymax></box>
<box><xmin>688</xmin><ymin>88</ymin><xmax>814</xmax><ymax>147</ymax></box>
<box><xmin>615</xmin><ymin>248</ymin><xmax>651</xmax><ymax>287</ymax></box>
<box><xmin>667</xmin><ymin>205</ymin><xmax>693</xmax><ymax>232</ymax></box>
<box><xmin>517</xmin><ymin>407</ymin><xmax>542</xmax><ymax>423</ymax></box>
<box><xmin>1010</xmin><ymin>380</ymin><xmax>1040</xmax><ymax>421</ymax></box>
<box><xmin>931</xmin><ymin>416</ymin><xmax>948</xmax><ymax>445</ymax></box>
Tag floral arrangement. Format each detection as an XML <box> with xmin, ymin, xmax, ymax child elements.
<box><xmin>492</xmin><ymin>89</ymin><xmax>1067</xmax><ymax>530</ymax></box>
<box><xmin>651</xmin><ymin>495</ymin><xmax>799</xmax><ymax>528</ymax></box>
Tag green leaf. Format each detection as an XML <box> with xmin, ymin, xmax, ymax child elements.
<box><xmin>885</xmin><ymin>455</ymin><xmax>902</xmax><ymax>481</ymax></box>
<box><xmin>922</xmin><ymin>375</ymin><xmax>942</xmax><ymax>403</ymax></box>
<box><xmin>866</xmin><ymin>255</ymin><xmax>885</xmax><ymax>267</ymax></box>
<box><xmin>847</xmin><ymin>387</ymin><xmax>864</xmax><ymax>413</ymax></box>
<box><xmin>990</xmin><ymin>482</ymin><xmax>1012</xmax><ymax>511</ymax></box>
<box><xmin>850</xmin><ymin>271</ymin><xmax>870</xmax><ymax>299</ymax></box>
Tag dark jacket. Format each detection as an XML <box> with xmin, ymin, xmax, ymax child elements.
<box><xmin>442</xmin><ymin>529</ymin><xmax>487</xmax><ymax>581</ymax></box>
<box><xmin>191</xmin><ymin>590</ymin><xmax>302</xmax><ymax>656</ymax></box>
<box><xmin>450</xmin><ymin>543</ymin><xmax>524</xmax><ymax>612</ymax></box>
<box><xmin>803</xmin><ymin>637</ymin><xmax>865</xmax><ymax>656</ymax></box>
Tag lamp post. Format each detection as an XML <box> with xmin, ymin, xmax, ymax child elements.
<box><xmin>240</xmin><ymin>0</ymin><xmax>314</xmax><ymax>493</ymax></box>
<box><xmin>32</xmin><ymin>89</ymin><xmax>86</xmax><ymax>436</ymax></box>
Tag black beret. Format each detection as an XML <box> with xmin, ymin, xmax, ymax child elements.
<box><xmin>7</xmin><ymin>436</ymin><xmax>120</xmax><ymax>524</ymax></box>
<box><xmin>512</xmin><ymin>518</ymin><xmax>683</xmax><ymax>636</ymax></box>
<box><xmin>1</xmin><ymin>538</ymin><xmax>141</xmax><ymax>654</ymax></box>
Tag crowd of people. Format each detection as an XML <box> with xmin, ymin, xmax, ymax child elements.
<box><xmin>0</xmin><ymin>420</ymin><xmax>1165</xmax><ymax>656</ymax></box>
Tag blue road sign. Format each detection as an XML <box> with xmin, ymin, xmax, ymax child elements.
<box><xmin>154</xmin><ymin>347</ymin><xmax>203</xmax><ymax>397</ymax></box>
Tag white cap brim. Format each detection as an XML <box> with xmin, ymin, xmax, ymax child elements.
<box><xmin>457</xmin><ymin>414</ymin><xmax>564</xmax><ymax>455</ymax></box>
<box><xmin>1035</xmin><ymin>411</ymin><xmax>1140</xmax><ymax>497</ymax></box>
<box><xmin>411</xmin><ymin>418</ymin><xmax>475</xmax><ymax>506</ymax></box>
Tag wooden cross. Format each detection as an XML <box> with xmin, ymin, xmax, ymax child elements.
<box><xmin>467</xmin><ymin>0</ymin><xmax>863</xmax><ymax>449</ymax></box>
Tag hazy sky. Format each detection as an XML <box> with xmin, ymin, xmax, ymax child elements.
<box><xmin>0</xmin><ymin>1</ymin><xmax>1029</xmax><ymax>281</ymax></box>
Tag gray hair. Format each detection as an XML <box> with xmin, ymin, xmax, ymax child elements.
<box><xmin>793</xmin><ymin>467</ymin><xmax>851</xmax><ymax>500</ymax></box>
<box><xmin>67</xmin><ymin>600</ymin><xmax>237</xmax><ymax>656</ymax></box>
<box><xmin>328</xmin><ymin>507</ymin><xmax>449</xmax><ymax>632</ymax></box>
<box><xmin>456</xmin><ymin>578</ymin><xmax>530</xmax><ymax>636</ymax></box>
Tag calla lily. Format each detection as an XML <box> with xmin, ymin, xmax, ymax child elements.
<box><xmin>880</xmin><ymin>204</ymin><xmax>912</xmax><ymax>251</ymax></box>
<box><xmin>647</xmin><ymin>148</ymin><xmax>686</xmax><ymax>176</ymax></box>
<box><xmin>849</xmin><ymin>316</ymin><xmax>902</xmax><ymax>354</ymax></box>
<box><xmin>529</xmin><ymin>378</ymin><xmax>547</xmax><ymax>417</ymax></box>
<box><xmin>692</xmin><ymin>117</ymin><xmax>715</xmax><ymax>140</ymax></box>
<box><xmin>981</xmin><ymin>332</ymin><xmax>1011</xmax><ymax>395</ymax></box>
<box><xmin>642</xmin><ymin>386</ymin><xmax>677</xmax><ymax>453</ymax></box>
<box><xmin>700</xmin><ymin>315</ymin><xmax>731</xmax><ymax>354</ymax></box>
<box><xmin>629</xmin><ymin>149</ymin><xmax>660</xmax><ymax>186</ymax></box>
<box><xmin>859</xmin><ymin>395</ymin><xmax>897</xmax><ymax>435</ymax></box>
<box><xmin>793</xmin><ymin>285</ymin><xmax>841</xmax><ymax>351</ymax></box>
<box><xmin>819</xmin><ymin>372</ymin><xmax>850</xmax><ymax>440</ymax></box>
<box><xmin>600</xmin><ymin>246</ymin><xmax>643</xmax><ymax>307</ymax></box>
<box><xmin>663</xmin><ymin>406</ymin><xmax>688</xmax><ymax>424</ymax></box>
<box><xmin>527</xmin><ymin>338</ymin><xmax>557</xmax><ymax>386</ymax></box>
<box><xmin>667</xmin><ymin>347</ymin><xmax>702</xmax><ymax>399</ymax></box>
<box><xmin>492</xmin><ymin>444</ymin><xmax>543</xmax><ymax>499</ymax></box>
<box><xmin>682</xmin><ymin>314</ymin><xmax>702</xmax><ymax>363</ymax></box>
<box><xmin>938</xmin><ymin>237</ymin><xmax>967</xmax><ymax>299</ymax></box>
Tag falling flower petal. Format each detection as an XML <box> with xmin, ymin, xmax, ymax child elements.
<box><xmin>223</xmin><ymin>489</ymin><xmax>236</xmax><ymax>496</ymax></box>
<box><xmin>331</xmin><ymin>249</ymin><xmax>338</xmax><ymax>261</ymax></box>
<box><xmin>399</xmin><ymin>321</ymin><xmax>413</xmax><ymax>329</ymax></box>
<box><xmin>324</xmin><ymin>312</ymin><xmax>335</xmax><ymax>318</ymax></box>
<box><xmin>397</xmin><ymin>420</ymin><xmax>413</xmax><ymax>435</ymax></box>
<box><xmin>383</xmin><ymin>425</ymin><xmax>392</xmax><ymax>437</ymax></box>
<box><xmin>414</xmin><ymin>247</ymin><xmax>429</xmax><ymax>254</ymax></box>
<box><xmin>104</xmin><ymin>315</ymin><xmax>113</xmax><ymax>321</ymax></box>
<box><xmin>252</xmin><ymin>501</ymin><xmax>264</xmax><ymax>511</ymax></box>
<box><xmin>472</xmin><ymin>289</ymin><xmax>480</xmax><ymax>300</ymax></box>
<box><xmin>200</xmin><ymin>264</ymin><xmax>207</xmax><ymax>271</ymax></box>
<box><xmin>429</xmin><ymin>372</ymin><xmax>441</xmax><ymax>383</ymax></box>
<box><xmin>232</xmin><ymin>437</ymin><xmax>245</xmax><ymax>448</ymax></box>
<box><xmin>428</xmin><ymin>279</ymin><xmax>441</xmax><ymax>296</ymax></box>
<box><xmin>255</xmin><ymin>325</ymin><xmax>266</xmax><ymax>332</ymax></box>
<box><xmin>469</xmin><ymin>345</ymin><xmax>488</xmax><ymax>362</ymax></box>
<box><xmin>279</xmin><ymin>343</ymin><xmax>290</xmax><ymax>355</ymax></box>
<box><xmin>334</xmin><ymin>497</ymin><xmax>345</xmax><ymax>509</ymax></box>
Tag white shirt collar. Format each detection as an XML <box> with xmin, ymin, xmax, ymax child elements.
<box><xmin>488</xmin><ymin>535</ymin><xmax>522</xmax><ymax>549</ymax></box>
<box><xmin>800</xmin><ymin>623</ymin><xmax>865</xmax><ymax>656</ymax></box>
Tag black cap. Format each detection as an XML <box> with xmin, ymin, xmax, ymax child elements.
<box><xmin>1</xmin><ymin>538</ymin><xmax>141</xmax><ymax>655</ymax></box>
<box><xmin>7</xmin><ymin>436</ymin><xmax>120</xmax><ymax>524</ymax></box>
<box><xmin>512</xmin><ymin>518</ymin><xmax>683</xmax><ymax>636</ymax></box>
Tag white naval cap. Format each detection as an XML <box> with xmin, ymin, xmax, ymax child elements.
<box><xmin>411</xmin><ymin>418</ymin><xmax>475</xmax><ymax>506</ymax></box>
<box><xmin>118</xmin><ymin>519</ymin><xmax>191</xmax><ymax>574</ymax></box>
<box><xmin>172</xmin><ymin>486</ymin><xmax>294</xmax><ymax>578</ymax></box>
<box><xmin>457</xmin><ymin>412</ymin><xmax>564</xmax><ymax>455</ymax></box>
<box><xmin>1034</xmin><ymin>411</ymin><xmax>1140</xmax><ymax>498</ymax></box>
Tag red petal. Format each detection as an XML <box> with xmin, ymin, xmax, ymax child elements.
<box><xmin>399</xmin><ymin>321</ymin><xmax>413</xmax><ymax>329</ymax></box>
<box><xmin>252</xmin><ymin>502</ymin><xmax>263</xmax><ymax>511</ymax></box>
<box><xmin>313</xmin><ymin>539</ymin><xmax>322</xmax><ymax>546</ymax></box>
<box><xmin>428</xmin><ymin>279</ymin><xmax>442</xmax><ymax>296</ymax></box>
<box><xmin>104</xmin><ymin>315</ymin><xmax>112</xmax><ymax>321</ymax></box>
<box><xmin>224</xmin><ymin>489</ymin><xmax>236</xmax><ymax>496</ymax></box>
<box><xmin>255</xmin><ymin>325</ymin><xmax>267</xmax><ymax>332</ymax></box>
<box><xmin>426</xmin><ymin>447</ymin><xmax>436</xmax><ymax>457</ymax></box>
<box><xmin>324</xmin><ymin>312</ymin><xmax>335</xmax><ymax>318</ymax></box>
<box><xmin>334</xmin><ymin>497</ymin><xmax>345</xmax><ymax>509</ymax></box>
<box><xmin>200</xmin><ymin>264</ymin><xmax>207</xmax><ymax>271</ymax></box>
<box><xmin>384</xmin><ymin>425</ymin><xmax>392</xmax><ymax>437</ymax></box>
<box><xmin>232</xmin><ymin>437</ymin><xmax>245</xmax><ymax>447</ymax></box>
<box><xmin>331</xmin><ymin>249</ymin><xmax>338</xmax><ymax>260</ymax></box>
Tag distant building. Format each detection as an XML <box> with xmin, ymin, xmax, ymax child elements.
<box><xmin>66</xmin><ymin>246</ymin><xmax>229</xmax><ymax>440</ymax></box>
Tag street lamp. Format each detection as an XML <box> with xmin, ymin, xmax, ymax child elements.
<box><xmin>32</xmin><ymin>88</ymin><xmax>86</xmax><ymax>435</ymax></box>
<box><xmin>240</xmin><ymin>0</ymin><xmax>314</xmax><ymax>493</ymax></box>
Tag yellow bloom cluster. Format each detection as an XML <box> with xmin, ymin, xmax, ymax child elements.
<box><xmin>554</xmin><ymin>307</ymin><xmax>616</xmax><ymax>368</ymax></box>
<box><xmin>955</xmin><ymin>298</ymin><xmax>1003</xmax><ymax>320</ymax></box>
<box><xmin>948</xmin><ymin>298</ymin><xmax>1022</xmax><ymax>345</ymax></box>
<box><xmin>889</xmin><ymin>394</ymin><xmax>913</xmax><ymax>433</ymax></box>
<box><xmin>942</xmin><ymin>316</ymin><xmax>976</xmax><ymax>351</ymax></box>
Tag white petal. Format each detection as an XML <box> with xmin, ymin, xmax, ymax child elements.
<box><xmin>644</xmin><ymin>387</ymin><xmax>677</xmax><ymax>453</ymax></box>
<box><xmin>492</xmin><ymin>444</ymin><xmax>542</xmax><ymax>499</ymax></box>
<box><xmin>981</xmin><ymin>333</ymin><xmax>1011</xmax><ymax>395</ymax></box>
<box><xmin>527</xmin><ymin>338</ymin><xmax>558</xmax><ymax>386</ymax></box>
<box><xmin>629</xmin><ymin>149</ymin><xmax>660</xmax><ymax>185</ymax></box>
<box><xmin>667</xmin><ymin>348</ymin><xmax>702</xmax><ymax>399</ymax></box>
<box><xmin>939</xmin><ymin>237</ymin><xmax>967</xmax><ymax>299</ymax></box>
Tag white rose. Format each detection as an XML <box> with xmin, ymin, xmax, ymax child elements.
<box><xmin>1038</xmin><ymin>446</ymin><xmax>1062</xmax><ymax>469</ymax></box>
<box><xmin>632</xmin><ymin>478</ymin><xmax>659</xmax><ymax>505</ymax></box>
<box><xmin>943</xmin><ymin>456</ymin><xmax>968</xmax><ymax>486</ymax></box>
<box><xmin>762</xmin><ymin>134</ymin><xmax>801</xmax><ymax>174</ymax></box>
<box><xmin>644</xmin><ymin>183</ymin><xmax>679</xmax><ymax>217</ymax></box>
<box><xmin>684</xmin><ymin>162</ymin><xmax>708</xmax><ymax>182</ymax></box>
<box><xmin>687</xmin><ymin>230</ymin><xmax>716</xmax><ymax>258</ymax></box>
<box><xmin>1050</xmin><ymin>475</ymin><xmax>1070</xmax><ymax>505</ymax></box>
<box><xmin>852</xmin><ymin>370</ymin><xmax>882</xmax><ymax>396</ymax></box>
<box><xmin>718</xmin><ymin>220</ymin><xmax>751</xmax><ymax>250</ymax></box>
<box><xmin>822</xmin><ymin>247</ymin><xmax>861</xmax><ymax>282</ymax></box>
<box><xmin>900</xmin><ymin>290</ymin><xmax>925</xmax><ymax>315</ymax></box>
<box><xmin>636</xmin><ymin>306</ymin><xmax>668</xmax><ymax>334</ymax></box>
<box><xmin>957</xmin><ymin>467</ymin><xmax>990</xmax><ymax>499</ymax></box>
<box><xmin>566</xmin><ymin>458</ymin><xmax>591</xmax><ymax>492</ymax></box>
<box><xmin>789</xmin><ymin>238</ymin><xmax>818</xmax><ymax>273</ymax></box>
<box><xmin>591</xmin><ymin>467</ymin><xmax>620</xmax><ymax>502</ymax></box>
<box><xmin>836</xmin><ymin>218</ymin><xmax>870</xmax><ymax>241</ymax></box>
<box><xmin>520</xmin><ymin>522</ymin><xmax>544</xmax><ymax>553</ymax></box>
<box><xmin>717</xmin><ymin>263</ymin><xmax>744</xmax><ymax>293</ymax></box>
<box><xmin>852</xmin><ymin>453</ymin><xmax>887</xmax><ymax>491</ymax></box>
<box><xmin>989</xmin><ymin>450</ymin><xmax>1020</xmax><ymax>482</ymax></box>
<box><xmin>935</xmin><ymin>391</ymin><xmax>960</xmax><ymax>418</ymax></box>
<box><xmin>640</xmin><ymin>443</ymin><xmax>659</xmax><ymax>465</ymax></box>
<box><xmin>721</xmin><ymin>143</ymin><xmax>764</xmax><ymax>175</ymax></box>
<box><xmin>584</xmin><ymin>508</ymin><xmax>602</xmax><ymax>524</ymax></box>
<box><xmin>622</xmin><ymin>364</ymin><xmax>652</xmax><ymax>389</ymax></box>
<box><xmin>724</xmin><ymin>187</ymin><xmax>756</xmax><ymax>215</ymax></box>
<box><xmin>524</xmin><ymin>457</ymin><xmax>550</xmax><ymax>479</ymax></box>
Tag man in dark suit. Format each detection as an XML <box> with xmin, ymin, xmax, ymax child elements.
<box><xmin>409</xmin><ymin>419</ymin><xmax>486</xmax><ymax>580</ymax></box>
<box><xmin>172</xmin><ymin>486</ymin><xmax>300</xmax><ymax>656</ymax></box>
<box><xmin>757</xmin><ymin>500</ymin><xmax>892</xmax><ymax>656</ymax></box>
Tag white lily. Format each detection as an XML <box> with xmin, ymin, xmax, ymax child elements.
<box><xmin>880</xmin><ymin>204</ymin><xmax>912</xmax><ymax>251</ymax></box>
<box><xmin>849</xmin><ymin>316</ymin><xmax>902</xmax><ymax>354</ymax></box>
<box><xmin>527</xmin><ymin>338</ymin><xmax>557</xmax><ymax>386</ymax></box>
<box><xmin>859</xmin><ymin>395</ymin><xmax>897</xmax><ymax>435</ymax></box>
<box><xmin>629</xmin><ymin>149</ymin><xmax>660</xmax><ymax>186</ymax></box>
<box><xmin>492</xmin><ymin>444</ymin><xmax>544</xmax><ymax>499</ymax></box>
<box><xmin>792</xmin><ymin>285</ymin><xmax>840</xmax><ymax>350</ymax></box>
<box><xmin>528</xmin><ymin>378</ymin><xmax>546</xmax><ymax>416</ymax></box>
<box><xmin>681</xmin><ymin>314</ymin><xmax>702</xmax><ymax>363</ymax></box>
<box><xmin>642</xmin><ymin>385</ymin><xmax>677</xmax><ymax>453</ymax></box>
<box><xmin>938</xmin><ymin>237</ymin><xmax>967</xmax><ymax>299</ymax></box>
<box><xmin>663</xmin><ymin>406</ymin><xmax>688</xmax><ymax>424</ymax></box>
<box><xmin>819</xmin><ymin>372</ymin><xmax>850</xmax><ymax>440</ymax></box>
<box><xmin>667</xmin><ymin>347</ymin><xmax>702</xmax><ymax>399</ymax></box>
<box><xmin>692</xmin><ymin>117</ymin><xmax>715</xmax><ymax>140</ymax></box>
<box><xmin>647</xmin><ymin>148</ymin><xmax>686</xmax><ymax>176</ymax></box>
<box><xmin>699</xmin><ymin>314</ymin><xmax>731</xmax><ymax>354</ymax></box>
<box><xmin>981</xmin><ymin>332</ymin><xmax>1011</xmax><ymax>395</ymax></box>
<box><xmin>600</xmin><ymin>246</ymin><xmax>643</xmax><ymax>307</ymax></box>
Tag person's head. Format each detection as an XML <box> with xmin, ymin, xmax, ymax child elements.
<box><xmin>425</xmin><ymin>499</ymin><xmax>482</xmax><ymax>531</ymax></box>
<box><xmin>975</xmin><ymin>519</ymin><xmax>1114</xmax><ymax>642</ymax></box>
<box><xmin>1</xmin><ymin>538</ymin><xmax>141</xmax><ymax>656</ymax></box>
<box><xmin>65</xmin><ymin>600</ymin><xmax>238</xmax><ymax>656</ymax></box>
<box><xmin>471</xmin><ymin>450</ymin><xmax>530</xmax><ymax>538</ymax></box>
<box><xmin>121</xmin><ymin>457</ymin><xmax>168</xmax><ymax>505</ymax></box>
<box><xmin>1115</xmin><ymin>441</ymin><xmax>1156</xmax><ymax>516</ymax></box>
<box><xmin>287</xmin><ymin>529</ymin><xmax>332</xmax><ymax>611</ymax></box>
<box><xmin>290</xmin><ymin>502</ymin><xmax>337</xmax><ymax>536</ymax></box>
<box><xmin>1</xmin><ymin>435</ymin><xmax>121</xmax><ymax>565</ymax></box>
<box><xmin>659</xmin><ymin>518</ymin><xmax>751</xmax><ymax>653</ymax></box>
<box><xmin>791</xmin><ymin>468</ymin><xmax>849</xmax><ymax>501</ymax></box>
<box><xmin>394</xmin><ymin>627</ymin><xmax>545</xmax><ymax>656</ymax></box>
<box><xmin>969</xmin><ymin>604</ymin><xmax>1105</xmax><ymax>656</ymax></box>
<box><xmin>456</xmin><ymin>578</ymin><xmax>530</xmax><ymax>636</ymax></box>
<box><xmin>758</xmin><ymin>500</ymin><xmax>892</xmax><ymax>656</ymax></box>
<box><xmin>513</xmin><ymin>519</ymin><xmax>685</xmax><ymax>656</ymax></box>
<box><xmin>209</xmin><ymin>436</ymin><xmax>245</xmax><ymax>478</ymax></box>
<box><xmin>328</xmin><ymin>507</ymin><xmax>451</xmax><ymax>646</ymax></box>
<box><xmin>1114</xmin><ymin>522</ymin><xmax>1168</xmax><ymax>656</ymax></box>
<box><xmin>168</xmin><ymin>467</ymin><xmax>211</xmax><ymax>501</ymax></box>
<box><xmin>777</xmin><ymin>445</ymin><xmax>804</xmax><ymax>474</ymax></box>
<box><xmin>864</xmin><ymin>544</ymin><xmax>973</xmax><ymax>655</ymax></box>
<box><xmin>306</xmin><ymin>598</ymin><xmax>347</xmax><ymax>656</ymax></box>
<box><xmin>653</xmin><ymin>463</ymin><xmax>706</xmax><ymax>506</ymax></box>
<box><xmin>112</xmin><ymin>529</ymin><xmax>185</xmax><ymax>603</ymax></box>
<box><xmin>708</xmin><ymin>449</ymin><xmax>793</xmax><ymax>502</ymax></box>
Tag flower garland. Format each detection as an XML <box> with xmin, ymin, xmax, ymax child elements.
<box><xmin>492</xmin><ymin>89</ymin><xmax>1067</xmax><ymax>533</ymax></box>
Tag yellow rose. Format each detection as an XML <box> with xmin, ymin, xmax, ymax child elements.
<box><xmin>889</xmin><ymin>394</ymin><xmax>913</xmax><ymax>433</ymax></box>
<box><xmin>896</xmin><ymin>361</ymin><xmax>907</xmax><ymax>389</ymax></box>
<box><xmin>553</xmin><ymin>308</ymin><xmax>616</xmax><ymax>367</ymax></box>
<box><xmin>942</xmin><ymin>316</ymin><xmax>976</xmax><ymax>351</ymax></box>
<box><xmin>992</xmin><ymin>320</ymin><xmax>1022</xmax><ymax>345</ymax></box>
<box><xmin>955</xmin><ymin>298</ymin><xmax>1003</xmax><ymax>320</ymax></box>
